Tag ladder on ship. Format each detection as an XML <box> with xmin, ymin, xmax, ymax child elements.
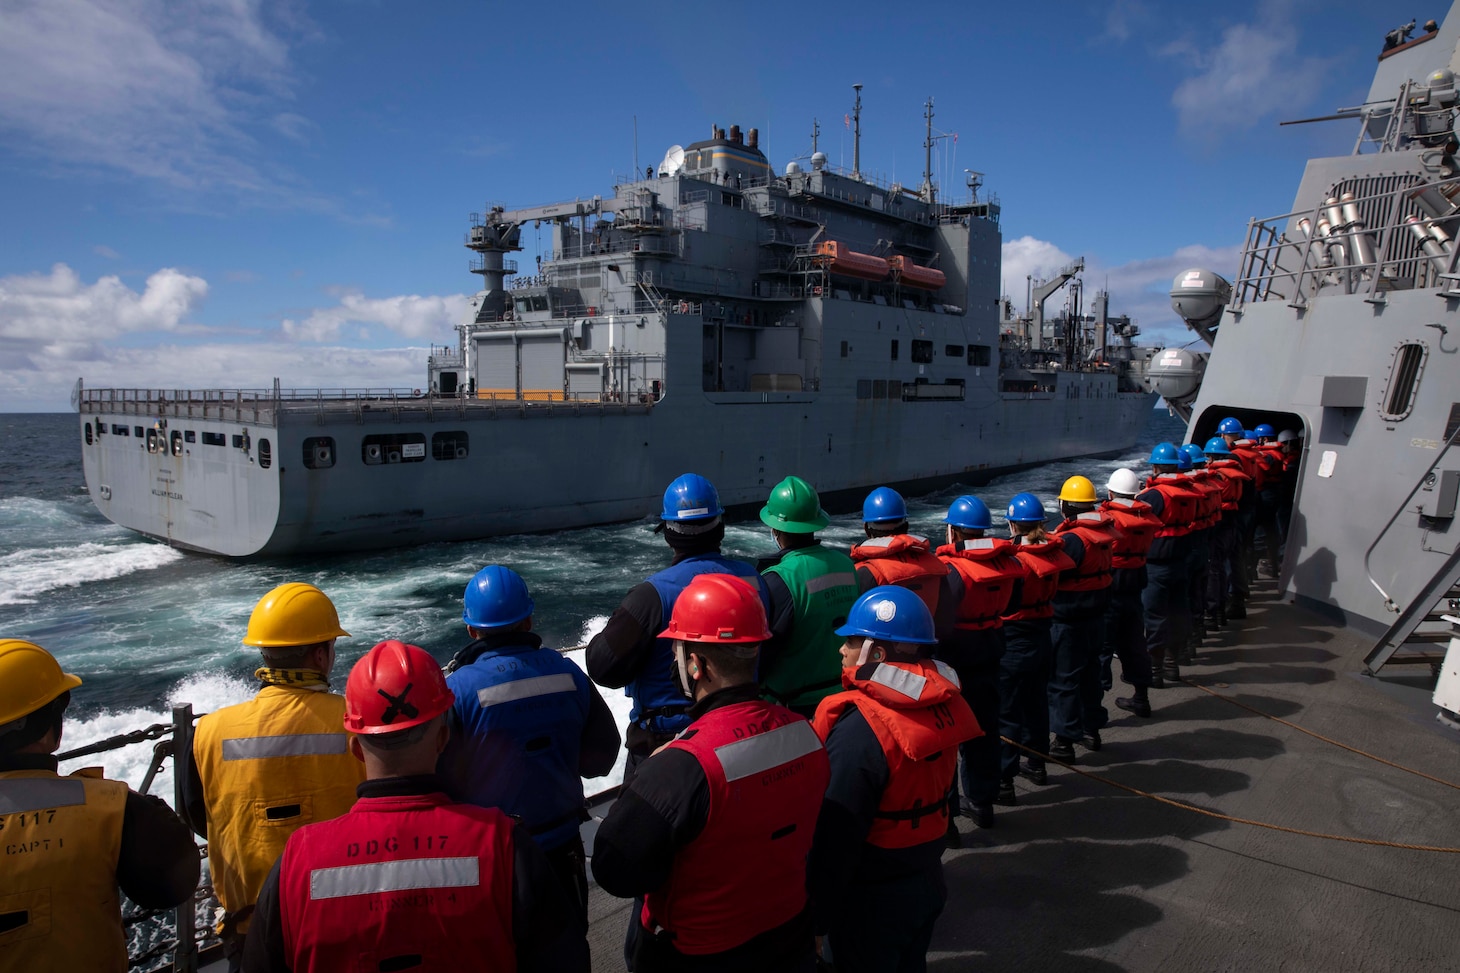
<box><xmin>1362</xmin><ymin>425</ymin><xmax>1460</xmax><ymax>675</ymax></box>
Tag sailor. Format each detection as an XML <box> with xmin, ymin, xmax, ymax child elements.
<box><xmin>586</xmin><ymin>473</ymin><xmax>770</xmax><ymax>786</ymax></box>
<box><xmin>1181</xmin><ymin>443</ymin><xmax>1224</xmax><ymax>655</ymax></box>
<box><xmin>186</xmin><ymin>582</ymin><xmax>364</xmax><ymax>971</ymax></box>
<box><xmin>1219</xmin><ymin>418</ymin><xmax>1265</xmax><ymax>615</ymax></box>
<box><xmin>243</xmin><ymin>641</ymin><xmax>588</xmax><ymax>973</ymax></box>
<box><xmin>1047</xmin><ymin>476</ymin><xmax>1119</xmax><ymax>757</ymax></box>
<box><xmin>1137</xmin><ymin>444</ymin><xmax>1201</xmax><ymax>685</ymax></box>
<box><xmin>1099</xmin><ymin>470</ymin><xmax>1160</xmax><ymax>718</ymax></box>
<box><xmin>0</xmin><ymin>639</ymin><xmax>199</xmax><ymax>973</ymax></box>
<box><xmin>592</xmin><ymin>574</ymin><xmax>829</xmax><ymax>973</ymax></box>
<box><xmin>998</xmin><ymin>493</ymin><xmax>1073</xmax><ymax>786</ymax></box>
<box><xmin>808</xmin><ymin>586</ymin><xmax>980</xmax><ymax>973</ymax></box>
<box><xmin>439</xmin><ymin>565</ymin><xmax>620</xmax><ymax>925</ymax></box>
<box><xmin>849</xmin><ymin>486</ymin><xmax>957</xmax><ymax>636</ymax></box>
<box><xmin>756</xmin><ymin>476</ymin><xmax>861</xmax><ymax>718</ymax></box>
<box><xmin>1251</xmin><ymin>423</ymin><xmax>1286</xmax><ymax>577</ymax></box>
<box><xmin>1275</xmin><ymin>428</ymin><xmax>1302</xmax><ymax>552</ymax></box>
<box><xmin>1201</xmin><ymin>437</ymin><xmax>1252</xmax><ymax>632</ymax></box>
<box><xmin>934</xmin><ymin>495</ymin><xmax>1024</xmax><ymax>825</ymax></box>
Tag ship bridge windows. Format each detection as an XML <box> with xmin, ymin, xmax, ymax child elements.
<box><xmin>1380</xmin><ymin>341</ymin><xmax>1428</xmax><ymax>421</ymax></box>
<box><xmin>432</xmin><ymin>431</ymin><xmax>469</xmax><ymax>461</ymax></box>
<box><xmin>945</xmin><ymin>344</ymin><xmax>964</xmax><ymax>359</ymax></box>
<box><xmin>362</xmin><ymin>433</ymin><xmax>426</xmax><ymax>466</ymax></box>
<box><xmin>968</xmin><ymin>345</ymin><xmax>991</xmax><ymax>366</ymax></box>
<box><xmin>303</xmin><ymin>436</ymin><xmax>335</xmax><ymax>469</ymax></box>
<box><xmin>911</xmin><ymin>340</ymin><xmax>934</xmax><ymax>364</ymax></box>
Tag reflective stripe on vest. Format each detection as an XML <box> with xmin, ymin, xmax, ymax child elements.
<box><xmin>222</xmin><ymin>733</ymin><xmax>349</xmax><ymax>761</ymax></box>
<box><xmin>0</xmin><ymin>770</ymin><xmax>128</xmax><ymax>973</ymax></box>
<box><xmin>647</xmin><ymin>702</ymin><xmax>829</xmax><ymax>955</ymax></box>
<box><xmin>474</xmin><ymin>672</ymin><xmax>577</xmax><ymax>707</ymax></box>
<box><xmin>193</xmin><ymin>687</ymin><xmax>364</xmax><ymax>929</ymax></box>
<box><xmin>279</xmin><ymin>793</ymin><xmax>516</xmax><ymax>973</ymax></box>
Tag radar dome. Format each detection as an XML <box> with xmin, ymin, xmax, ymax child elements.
<box><xmin>1145</xmin><ymin>348</ymin><xmax>1208</xmax><ymax>409</ymax></box>
<box><xmin>810</xmin><ymin>151</ymin><xmax>828</xmax><ymax>170</ymax></box>
<box><xmin>785</xmin><ymin>160</ymin><xmax>802</xmax><ymax>175</ymax></box>
<box><xmin>1169</xmin><ymin>268</ymin><xmax>1230</xmax><ymax>344</ymax></box>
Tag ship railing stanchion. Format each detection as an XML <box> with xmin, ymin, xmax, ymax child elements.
<box><xmin>171</xmin><ymin>703</ymin><xmax>199</xmax><ymax>973</ymax></box>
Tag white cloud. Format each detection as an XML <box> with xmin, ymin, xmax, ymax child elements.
<box><xmin>1002</xmin><ymin>238</ymin><xmax>1242</xmax><ymax>347</ymax></box>
<box><xmin>282</xmin><ymin>291</ymin><xmax>474</xmax><ymax>343</ymax></box>
<box><xmin>1167</xmin><ymin>2</ymin><xmax>1328</xmax><ymax>138</ymax></box>
<box><xmin>93</xmin><ymin>245</ymin><xmax>121</xmax><ymax>260</ymax></box>
<box><xmin>0</xmin><ymin>264</ymin><xmax>208</xmax><ymax>343</ymax></box>
<box><xmin>0</xmin><ymin>0</ymin><xmax>303</xmax><ymax>194</ymax></box>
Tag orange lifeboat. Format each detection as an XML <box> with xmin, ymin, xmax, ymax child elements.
<box><xmin>888</xmin><ymin>255</ymin><xmax>946</xmax><ymax>290</ymax></box>
<box><xmin>814</xmin><ymin>240</ymin><xmax>890</xmax><ymax>281</ymax></box>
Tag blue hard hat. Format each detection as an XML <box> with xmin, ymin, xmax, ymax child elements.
<box><xmin>1005</xmin><ymin>492</ymin><xmax>1047</xmax><ymax>524</ymax></box>
<box><xmin>661</xmin><ymin>473</ymin><xmax>724</xmax><ymax>521</ymax></box>
<box><xmin>1254</xmin><ymin>423</ymin><xmax>1275</xmax><ymax>439</ymax></box>
<box><xmin>945</xmin><ymin>495</ymin><xmax>992</xmax><ymax>530</ymax></box>
<box><xmin>1203</xmin><ymin>436</ymin><xmax>1231</xmax><ymax>456</ymax></box>
<box><xmin>463</xmin><ymin>565</ymin><xmax>534</xmax><ymax>629</ymax></box>
<box><xmin>1175</xmin><ymin>448</ymin><xmax>1193</xmax><ymax>471</ymax></box>
<box><xmin>835</xmin><ymin>585</ymin><xmax>937</xmax><ymax>645</ymax></box>
<box><xmin>1242</xmin><ymin>429</ymin><xmax>1256</xmax><ymax>440</ymax></box>
<box><xmin>863</xmin><ymin>486</ymin><xmax>908</xmax><ymax>524</ymax></box>
<box><xmin>1181</xmin><ymin>443</ymin><xmax>1207</xmax><ymax>465</ymax></box>
<box><xmin>1149</xmin><ymin>442</ymin><xmax>1180</xmax><ymax>465</ymax></box>
<box><xmin>1217</xmin><ymin>417</ymin><xmax>1243</xmax><ymax>435</ymax></box>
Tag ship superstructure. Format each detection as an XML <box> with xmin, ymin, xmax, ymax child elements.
<box><xmin>77</xmin><ymin>101</ymin><xmax>1159</xmax><ymax>557</ymax></box>
<box><xmin>1169</xmin><ymin>6</ymin><xmax>1460</xmax><ymax>667</ymax></box>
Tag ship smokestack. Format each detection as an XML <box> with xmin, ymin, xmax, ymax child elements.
<box><xmin>729</xmin><ymin>124</ymin><xmax>742</xmax><ymax>144</ymax></box>
<box><xmin>747</xmin><ymin>128</ymin><xmax>758</xmax><ymax>148</ymax></box>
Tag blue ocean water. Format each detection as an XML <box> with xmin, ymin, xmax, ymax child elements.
<box><xmin>0</xmin><ymin>409</ymin><xmax>1184</xmax><ymax>790</ymax></box>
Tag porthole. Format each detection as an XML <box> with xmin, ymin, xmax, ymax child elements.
<box><xmin>1379</xmin><ymin>341</ymin><xmax>1427</xmax><ymax>421</ymax></box>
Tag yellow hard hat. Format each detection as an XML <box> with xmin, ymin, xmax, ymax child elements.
<box><xmin>242</xmin><ymin>583</ymin><xmax>350</xmax><ymax>648</ymax></box>
<box><xmin>1057</xmin><ymin>475</ymin><xmax>1098</xmax><ymax>504</ymax></box>
<box><xmin>0</xmin><ymin>640</ymin><xmax>82</xmax><ymax>728</ymax></box>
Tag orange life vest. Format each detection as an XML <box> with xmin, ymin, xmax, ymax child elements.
<box><xmin>1206</xmin><ymin>459</ymin><xmax>1250</xmax><ymax>512</ymax></box>
<box><xmin>849</xmin><ymin>535</ymin><xmax>948</xmax><ymax>617</ymax></box>
<box><xmin>1099</xmin><ymin>498</ymin><xmax>1158</xmax><ymax>569</ymax></box>
<box><xmin>1184</xmin><ymin>469</ymin><xmax>1225</xmax><ymax>528</ymax></box>
<box><xmin>1001</xmin><ymin>536</ymin><xmax>1076</xmax><ymax>621</ymax></box>
<box><xmin>1143</xmin><ymin>474</ymin><xmax>1201</xmax><ymax>537</ymax></box>
<box><xmin>935</xmin><ymin>537</ymin><xmax>1023</xmax><ymax>631</ymax></box>
<box><xmin>1051</xmin><ymin>511</ymin><xmax>1117</xmax><ymax>591</ymax></box>
<box><xmin>812</xmin><ymin>659</ymin><xmax>978</xmax><ymax>849</ymax></box>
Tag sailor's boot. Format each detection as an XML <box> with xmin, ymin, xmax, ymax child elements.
<box><xmin>1162</xmin><ymin>657</ymin><xmax>1181</xmax><ymax>684</ymax></box>
<box><xmin>1115</xmin><ymin>686</ymin><xmax>1152</xmax><ymax>717</ymax></box>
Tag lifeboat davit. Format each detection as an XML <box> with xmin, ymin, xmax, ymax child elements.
<box><xmin>889</xmin><ymin>255</ymin><xmax>946</xmax><ymax>290</ymax></box>
<box><xmin>815</xmin><ymin>240</ymin><xmax>890</xmax><ymax>281</ymax></box>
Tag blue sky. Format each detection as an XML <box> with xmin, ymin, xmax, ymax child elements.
<box><xmin>0</xmin><ymin>0</ymin><xmax>1424</xmax><ymax>409</ymax></box>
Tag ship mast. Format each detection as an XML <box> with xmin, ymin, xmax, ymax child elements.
<box><xmin>811</xmin><ymin>118</ymin><xmax>820</xmax><ymax>154</ymax></box>
<box><xmin>851</xmin><ymin>83</ymin><xmax>863</xmax><ymax>180</ymax></box>
<box><xmin>920</xmin><ymin>97</ymin><xmax>935</xmax><ymax>202</ymax></box>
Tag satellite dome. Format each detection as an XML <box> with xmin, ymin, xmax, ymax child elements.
<box><xmin>785</xmin><ymin>160</ymin><xmax>802</xmax><ymax>176</ymax></box>
<box><xmin>810</xmin><ymin>151</ymin><xmax>828</xmax><ymax>170</ymax></box>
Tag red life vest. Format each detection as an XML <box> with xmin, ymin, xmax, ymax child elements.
<box><xmin>935</xmin><ymin>537</ymin><xmax>1023</xmax><ymax>631</ymax></box>
<box><xmin>278</xmin><ymin>792</ymin><xmax>516</xmax><ymax>973</ymax></box>
<box><xmin>1206</xmin><ymin>459</ymin><xmax>1250</xmax><ymax>512</ymax></box>
<box><xmin>1254</xmin><ymin>444</ymin><xmax>1285</xmax><ymax>489</ymax></box>
<box><xmin>813</xmin><ymin>659</ymin><xmax>978</xmax><ymax>849</ymax></box>
<box><xmin>1143</xmin><ymin>474</ymin><xmax>1201</xmax><ymax>537</ymax></box>
<box><xmin>849</xmin><ymin>535</ymin><xmax>948</xmax><ymax>616</ymax></box>
<box><xmin>1099</xmin><ymin>498</ymin><xmax>1158</xmax><ymax>569</ymax></box>
<box><xmin>1229</xmin><ymin>443</ymin><xmax>1269</xmax><ymax>489</ymax></box>
<box><xmin>1002</xmin><ymin>536</ymin><xmax>1076</xmax><ymax>621</ymax></box>
<box><xmin>643</xmin><ymin>701</ymin><xmax>829</xmax><ymax>955</ymax></box>
<box><xmin>1185</xmin><ymin>470</ymin><xmax>1225</xmax><ymax>528</ymax></box>
<box><xmin>1051</xmin><ymin>512</ymin><xmax>1117</xmax><ymax>591</ymax></box>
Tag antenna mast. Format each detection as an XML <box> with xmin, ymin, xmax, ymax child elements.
<box><xmin>811</xmin><ymin>118</ymin><xmax>820</xmax><ymax>154</ymax></box>
<box><xmin>852</xmin><ymin>84</ymin><xmax>863</xmax><ymax>180</ymax></box>
<box><xmin>920</xmin><ymin>97</ymin><xmax>935</xmax><ymax>202</ymax></box>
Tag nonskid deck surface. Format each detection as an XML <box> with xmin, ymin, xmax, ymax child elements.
<box><xmin>582</xmin><ymin>581</ymin><xmax>1459</xmax><ymax>972</ymax></box>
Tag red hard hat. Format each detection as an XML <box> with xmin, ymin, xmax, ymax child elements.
<box><xmin>344</xmin><ymin>641</ymin><xmax>455</xmax><ymax>735</ymax></box>
<box><xmin>658</xmin><ymin>574</ymin><xmax>771</xmax><ymax>644</ymax></box>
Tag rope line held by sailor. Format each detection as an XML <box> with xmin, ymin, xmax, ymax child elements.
<box><xmin>998</xmin><ymin>736</ymin><xmax>1460</xmax><ymax>854</ymax></box>
<box><xmin>1182</xmin><ymin>678</ymin><xmax>1460</xmax><ymax>792</ymax></box>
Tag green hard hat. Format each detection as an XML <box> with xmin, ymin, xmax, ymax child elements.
<box><xmin>759</xmin><ymin>475</ymin><xmax>830</xmax><ymax>533</ymax></box>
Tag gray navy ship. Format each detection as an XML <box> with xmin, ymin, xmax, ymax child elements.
<box><xmin>1159</xmin><ymin>7</ymin><xmax>1460</xmax><ymax>675</ymax></box>
<box><xmin>74</xmin><ymin>96</ymin><xmax>1161</xmax><ymax>558</ymax></box>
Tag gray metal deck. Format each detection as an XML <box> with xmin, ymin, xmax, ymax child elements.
<box><xmin>583</xmin><ymin>580</ymin><xmax>1459</xmax><ymax>971</ymax></box>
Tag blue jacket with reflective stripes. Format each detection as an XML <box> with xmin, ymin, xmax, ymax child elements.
<box><xmin>631</xmin><ymin>554</ymin><xmax>769</xmax><ymax>732</ymax></box>
<box><xmin>442</xmin><ymin>635</ymin><xmax>595</xmax><ymax>850</ymax></box>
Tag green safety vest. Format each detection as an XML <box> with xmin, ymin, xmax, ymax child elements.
<box><xmin>761</xmin><ymin>544</ymin><xmax>859</xmax><ymax>710</ymax></box>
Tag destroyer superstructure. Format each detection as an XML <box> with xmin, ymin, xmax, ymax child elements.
<box><xmin>78</xmin><ymin>102</ymin><xmax>1160</xmax><ymax>558</ymax></box>
<box><xmin>1168</xmin><ymin>7</ymin><xmax>1460</xmax><ymax>669</ymax></box>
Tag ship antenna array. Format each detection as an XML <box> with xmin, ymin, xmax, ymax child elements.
<box><xmin>852</xmin><ymin>83</ymin><xmax>863</xmax><ymax>180</ymax></box>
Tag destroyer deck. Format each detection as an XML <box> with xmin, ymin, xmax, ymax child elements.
<box><xmin>581</xmin><ymin>580</ymin><xmax>1458</xmax><ymax>971</ymax></box>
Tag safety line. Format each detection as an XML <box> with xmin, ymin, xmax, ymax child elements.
<box><xmin>1182</xmin><ymin>678</ymin><xmax>1460</xmax><ymax>792</ymax></box>
<box><xmin>999</xmin><ymin>736</ymin><xmax>1460</xmax><ymax>853</ymax></box>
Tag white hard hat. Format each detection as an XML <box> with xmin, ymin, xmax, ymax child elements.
<box><xmin>1107</xmin><ymin>468</ymin><xmax>1143</xmax><ymax>496</ymax></box>
<box><xmin>1277</xmin><ymin>428</ymin><xmax>1299</xmax><ymax>443</ymax></box>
